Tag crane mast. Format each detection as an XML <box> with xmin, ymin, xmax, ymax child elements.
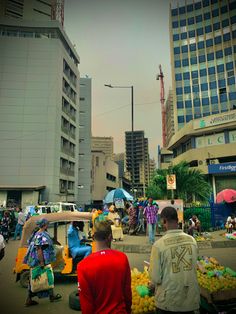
<box><xmin>156</xmin><ymin>64</ymin><xmax>166</xmax><ymax>147</ymax></box>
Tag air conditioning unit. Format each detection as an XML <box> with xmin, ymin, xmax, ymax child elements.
<box><xmin>209</xmin><ymin>159</ymin><xmax>219</xmax><ymax>165</ymax></box>
<box><xmin>198</xmin><ymin>160</ymin><xmax>206</xmax><ymax>166</ymax></box>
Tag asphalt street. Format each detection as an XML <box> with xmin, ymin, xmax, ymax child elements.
<box><xmin>0</xmin><ymin>235</ymin><xmax>236</xmax><ymax>314</ymax></box>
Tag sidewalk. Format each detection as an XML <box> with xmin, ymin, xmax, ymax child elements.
<box><xmin>111</xmin><ymin>230</ymin><xmax>236</xmax><ymax>253</ymax></box>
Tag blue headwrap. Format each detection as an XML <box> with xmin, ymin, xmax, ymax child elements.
<box><xmin>36</xmin><ymin>218</ymin><xmax>49</xmax><ymax>228</ymax></box>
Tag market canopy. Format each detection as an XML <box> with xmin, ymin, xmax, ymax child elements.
<box><xmin>104</xmin><ymin>188</ymin><xmax>133</xmax><ymax>204</ymax></box>
<box><xmin>216</xmin><ymin>189</ymin><xmax>236</xmax><ymax>204</ymax></box>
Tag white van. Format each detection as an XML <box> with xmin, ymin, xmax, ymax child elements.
<box><xmin>26</xmin><ymin>203</ymin><xmax>77</xmax><ymax>215</ymax></box>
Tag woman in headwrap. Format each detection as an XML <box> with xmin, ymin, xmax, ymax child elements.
<box><xmin>23</xmin><ymin>218</ymin><xmax>62</xmax><ymax>306</ymax></box>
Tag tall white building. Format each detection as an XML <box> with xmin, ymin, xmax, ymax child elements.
<box><xmin>0</xmin><ymin>18</ymin><xmax>80</xmax><ymax>207</ymax></box>
<box><xmin>78</xmin><ymin>77</ymin><xmax>92</xmax><ymax>207</ymax></box>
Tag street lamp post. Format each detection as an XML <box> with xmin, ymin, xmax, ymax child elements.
<box><xmin>104</xmin><ymin>84</ymin><xmax>134</xmax><ymax>195</ymax></box>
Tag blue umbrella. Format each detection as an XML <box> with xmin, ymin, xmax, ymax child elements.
<box><xmin>104</xmin><ymin>188</ymin><xmax>133</xmax><ymax>204</ymax></box>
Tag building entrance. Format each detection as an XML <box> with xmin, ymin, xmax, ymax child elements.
<box><xmin>7</xmin><ymin>190</ymin><xmax>22</xmax><ymax>208</ymax></box>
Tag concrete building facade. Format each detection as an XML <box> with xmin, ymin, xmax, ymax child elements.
<box><xmin>91</xmin><ymin>136</ymin><xmax>114</xmax><ymax>158</ymax></box>
<box><xmin>77</xmin><ymin>77</ymin><xmax>92</xmax><ymax>207</ymax></box>
<box><xmin>0</xmin><ymin>18</ymin><xmax>80</xmax><ymax>207</ymax></box>
<box><xmin>91</xmin><ymin>150</ymin><xmax>118</xmax><ymax>203</ymax></box>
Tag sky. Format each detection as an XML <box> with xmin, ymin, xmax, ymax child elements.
<box><xmin>64</xmin><ymin>0</ymin><xmax>172</xmax><ymax>160</ymax></box>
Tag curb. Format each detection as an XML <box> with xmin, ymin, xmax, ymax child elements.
<box><xmin>112</xmin><ymin>239</ymin><xmax>236</xmax><ymax>253</ymax></box>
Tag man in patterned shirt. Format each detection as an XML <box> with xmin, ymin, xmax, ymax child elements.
<box><xmin>149</xmin><ymin>206</ymin><xmax>200</xmax><ymax>313</ymax></box>
<box><xmin>143</xmin><ymin>198</ymin><xmax>158</xmax><ymax>244</ymax></box>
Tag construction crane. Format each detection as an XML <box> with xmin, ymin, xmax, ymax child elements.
<box><xmin>51</xmin><ymin>0</ymin><xmax>64</xmax><ymax>27</ymax></box>
<box><xmin>156</xmin><ymin>64</ymin><xmax>167</xmax><ymax>147</ymax></box>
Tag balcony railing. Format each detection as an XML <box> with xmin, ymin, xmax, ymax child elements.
<box><xmin>61</xmin><ymin>147</ymin><xmax>75</xmax><ymax>158</ymax></box>
<box><xmin>60</xmin><ymin>167</ymin><xmax>75</xmax><ymax>177</ymax></box>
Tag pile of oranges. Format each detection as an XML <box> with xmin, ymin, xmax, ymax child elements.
<box><xmin>131</xmin><ymin>267</ymin><xmax>156</xmax><ymax>314</ymax></box>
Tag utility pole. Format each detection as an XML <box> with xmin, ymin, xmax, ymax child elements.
<box><xmin>156</xmin><ymin>65</ymin><xmax>167</xmax><ymax>147</ymax></box>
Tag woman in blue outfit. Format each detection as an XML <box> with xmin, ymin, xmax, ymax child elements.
<box><xmin>67</xmin><ymin>221</ymin><xmax>92</xmax><ymax>259</ymax></box>
<box><xmin>23</xmin><ymin>218</ymin><xmax>62</xmax><ymax>306</ymax></box>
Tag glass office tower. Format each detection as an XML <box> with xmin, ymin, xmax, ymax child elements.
<box><xmin>170</xmin><ymin>0</ymin><xmax>236</xmax><ymax>130</ymax></box>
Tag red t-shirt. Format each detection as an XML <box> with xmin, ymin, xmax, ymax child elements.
<box><xmin>77</xmin><ymin>249</ymin><xmax>132</xmax><ymax>314</ymax></box>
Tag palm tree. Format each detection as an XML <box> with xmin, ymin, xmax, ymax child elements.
<box><xmin>147</xmin><ymin>161</ymin><xmax>211</xmax><ymax>203</ymax></box>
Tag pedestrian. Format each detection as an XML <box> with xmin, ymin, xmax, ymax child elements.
<box><xmin>0</xmin><ymin>234</ymin><xmax>5</xmax><ymax>261</ymax></box>
<box><xmin>23</xmin><ymin>218</ymin><xmax>62</xmax><ymax>306</ymax></box>
<box><xmin>143</xmin><ymin>197</ymin><xmax>158</xmax><ymax>244</ymax></box>
<box><xmin>149</xmin><ymin>206</ymin><xmax>200</xmax><ymax>313</ymax></box>
<box><xmin>13</xmin><ymin>208</ymin><xmax>25</xmax><ymax>240</ymax></box>
<box><xmin>77</xmin><ymin>220</ymin><xmax>132</xmax><ymax>314</ymax></box>
<box><xmin>188</xmin><ymin>215</ymin><xmax>201</xmax><ymax>236</ymax></box>
<box><xmin>136</xmin><ymin>205</ymin><xmax>145</xmax><ymax>234</ymax></box>
<box><xmin>107</xmin><ymin>205</ymin><xmax>124</xmax><ymax>241</ymax></box>
<box><xmin>67</xmin><ymin>221</ymin><xmax>92</xmax><ymax>259</ymax></box>
<box><xmin>1</xmin><ymin>211</ymin><xmax>11</xmax><ymax>242</ymax></box>
<box><xmin>127</xmin><ymin>202</ymin><xmax>137</xmax><ymax>235</ymax></box>
<box><xmin>225</xmin><ymin>215</ymin><xmax>233</xmax><ymax>233</ymax></box>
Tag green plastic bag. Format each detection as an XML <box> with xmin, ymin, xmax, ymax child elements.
<box><xmin>136</xmin><ymin>285</ymin><xmax>149</xmax><ymax>297</ymax></box>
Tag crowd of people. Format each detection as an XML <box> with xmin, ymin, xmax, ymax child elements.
<box><xmin>1</xmin><ymin>199</ymin><xmax>236</xmax><ymax>313</ymax></box>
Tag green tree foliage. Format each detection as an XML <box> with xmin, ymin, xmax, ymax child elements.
<box><xmin>146</xmin><ymin>161</ymin><xmax>211</xmax><ymax>203</ymax></box>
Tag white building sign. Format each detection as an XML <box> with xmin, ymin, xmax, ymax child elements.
<box><xmin>194</xmin><ymin>111</ymin><xmax>236</xmax><ymax>129</ymax></box>
<box><xmin>196</xmin><ymin>133</ymin><xmax>225</xmax><ymax>148</ymax></box>
<box><xmin>229</xmin><ymin>130</ymin><xmax>236</xmax><ymax>143</ymax></box>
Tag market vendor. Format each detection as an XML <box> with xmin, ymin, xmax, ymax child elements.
<box><xmin>188</xmin><ymin>215</ymin><xmax>201</xmax><ymax>236</ymax></box>
<box><xmin>107</xmin><ymin>206</ymin><xmax>124</xmax><ymax>241</ymax></box>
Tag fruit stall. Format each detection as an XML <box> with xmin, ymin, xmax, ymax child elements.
<box><xmin>197</xmin><ymin>256</ymin><xmax>236</xmax><ymax>313</ymax></box>
<box><xmin>131</xmin><ymin>267</ymin><xmax>156</xmax><ymax>314</ymax></box>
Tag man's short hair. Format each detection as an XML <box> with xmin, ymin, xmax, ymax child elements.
<box><xmin>160</xmin><ymin>206</ymin><xmax>178</xmax><ymax>222</ymax></box>
<box><xmin>94</xmin><ymin>220</ymin><xmax>112</xmax><ymax>241</ymax></box>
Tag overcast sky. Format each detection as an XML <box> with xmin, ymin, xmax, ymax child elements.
<box><xmin>64</xmin><ymin>0</ymin><xmax>172</xmax><ymax>160</ymax></box>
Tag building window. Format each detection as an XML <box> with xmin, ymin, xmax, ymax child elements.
<box><xmin>172</xmin><ymin>21</ymin><xmax>178</xmax><ymax>28</ymax></box>
<box><xmin>206</xmin><ymin>39</ymin><xmax>213</xmax><ymax>47</ymax></box>
<box><xmin>175</xmin><ymin>73</ymin><xmax>182</xmax><ymax>81</ymax></box>
<box><xmin>187</xmin><ymin>4</ymin><xmax>194</xmax><ymax>12</ymax></box>
<box><xmin>219</xmin><ymin>87</ymin><xmax>226</xmax><ymax>95</ymax></box>
<box><xmin>201</xmin><ymin>83</ymin><xmax>208</xmax><ymax>91</ymax></box>
<box><xmin>210</xmin><ymin>81</ymin><xmax>217</xmax><ymax>89</ymax></box>
<box><xmin>181</xmin><ymin>32</ymin><xmax>187</xmax><ymax>39</ymax></box>
<box><xmin>177</xmin><ymin>116</ymin><xmax>185</xmax><ymax>123</ymax></box>
<box><xmin>216</xmin><ymin>50</ymin><xmax>223</xmax><ymax>59</ymax></box>
<box><xmin>208</xmin><ymin>67</ymin><xmax>216</xmax><ymax>75</ymax></box>
<box><xmin>212</xmin><ymin>8</ymin><xmax>219</xmax><ymax>17</ymax></box>
<box><xmin>230</xmin><ymin>16</ymin><xmax>236</xmax><ymax>24</ymax></box>
<box><xmin>188</xmin><ymin>30</ymin><xmax>195</xmax><ymax>38</ymax></box>
<box><xmin>204</xmin><ymin>12</ymin><xmax>211</xmax><ymax>20</ymax></box>
<box><xmin>177</xmin><ymin>101</ymin><xmax>184</xmax><ymax>108</ymax></box>
<box><xmin>197</xmin><ymin>28</ymin><xmax>204</xmax><ymax>35</ymax></box>
<box><xmin>198</xmin><ymin>55</ymin><xmax>206</xmax><ymax>63</ymax></box>
<box><xmin>171</xmin><ymin>8</ymin><xmax>178</xmax><ymax>16</ymax></box>
<box><xmin>190</xmin><ymin>57</ymin><xmax>197</xmax><ymax>65</ymax></box>
<box><xmin>220</xmin><ymin>94</ymin><xmax>228</xmax><ymax>102</ymax></box>
<box><xmin>228</xmin><ymin>77</ymin><xmax>235</xmax><ymax>85</ymax></box>
<box><xmin>174</xmin><ymin>47</ymin><xmax>180</xmax><ymax>54</ymax></box>
<box><xmin>179</xmin><ymin>6</ymin><xmax>186</xmax><ymax>14</ymax></box>
<box><xmin>176</xmin><ymin>87</ymin><xmax>183</xmax><ymax>95</ymax></box>
<box><xmin>180</xmin><ymin>19</ymin><xmax>186</xmax><ymax>27</ymax></box>
<box><xmin>181</xmin><ymin>45</ymin><xmax>188</xmax><ymax>53</ymax></box>
<box><xmin>173</xmin><ymin>34</ymin><xmax>179</xmax><ymax>41</ymax></box>
<box><xmin>223</xmin><ymin>33</ymin><xmax>231</xmax><ymax>41</ymax></box>
<box><xmin>229</xmin><ymin>92</ymin><xmax>236</xmax><ymax>100</ymax></box>
<box><xmin>191</xmin><ymin>71</ymin><xmax>198</xmax><ymax>78</ymax></box>
<box><xmin>182</xmin><ymin>59</ymin><xmax>189</xmax><ymax>66</ymax></box>
<box><xmin>214</xmin><ymin>36</ymin><xmax>222</xmax><ymax>44</ymax></box>
<box><xmin>213</xmin><ymin>22</ymin><xmax>220</xmax><ymax>30</ymax></box>
<box><xmin>185</xmin><ymin>100</ymin><xmax>192</xmax><ymax>108</ymax></box>
<box><xmin>190</xmin><ymin>44</ymin><xmax>196</xmax><ymax>51</ymax></box>
<box><xmin>207</xmin><ymin>53</ymin><xmax>214</xmax><ymax>61</ymax></box>
<box><xmin>96</xmin><ymin>156</ymin><xmax>99</xmax><ymax>167</ymax></box>
<box><xmin>220</xmin><ymin>5</ymin><xmax>228</xmax><ymax>14</ymax></box>
<box><xmin>202</xmin><ymin>98</ymin><xmax>209</xmax><ymax>105</ymax></box>
<box><xmin>183</xmin><ymin>72</ymin><xmax>190</xmax><ymax>79</ymax></box>
<box><xmin>175</xmin><ymin>60</ymin><xmax>181</xmax><ymax>68</ymax></box>
<box><xmin>200</xmin><ymin>69</ymin><xmax>207</xmax><ymax>77</ymax></box>
<box><xmin>211</xmin><ymin>96</ymin><xmax>218</xmax><ymax>104</ymax></box>
<box><xmin>203</xmin><ymin>0</ymin><xmax>210</xmax><ymax>7</ymax></box>
<box><xmin>195</xmin><ymin>2</ymin><xmax>202</xmax><ymax>10</ymax></box>
<box><xmin>217</xmin><ymin>64</ymin><xmax>224</xmax><ymax>73</ymax></box>
<box><xmin>218</xmin><ymin>79</ymin><xmax>226</xmax><ymax>88</ymax></box>
<box><xmin>188</xmin><ymin>17</ymin><xmax>195</xmax><ymax>25</ymax></box>
<box><xmin>225</xmin><ymin>47</ymin><xmax>232</xmax><ymax>56</ymax></box>
<box><xmin>184</xmin><ymin>86</ymin><xmax>191</xmax><ymax>93</ymax></box>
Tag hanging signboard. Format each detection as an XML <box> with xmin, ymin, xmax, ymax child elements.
<box><xmin>166</xmin><ymin>174</ymin><xmax>176</xmax><ymax>190</ymax></box>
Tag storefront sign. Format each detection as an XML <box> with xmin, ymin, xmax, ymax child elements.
<box><xmin>208</xmin><ymin>162</ymin><xmax>236</xmax><ymax>174</ymax></box>
<box><xmin>194</xmin><ymin>111</ymin><xmax>236</xmax><ymax>129</ymax></box>
<box><xmin>196</xmin><ymin>133</ymin><xmax>225</xmax><ymax>148</ymax></box>
<box><xmin>229</xmin><ymin>130</ymin><xmax>236</xmax><ymax>143</ymax></box>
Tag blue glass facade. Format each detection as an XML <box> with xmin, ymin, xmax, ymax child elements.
<box><xmin>171</xmin><ymin>0</ymin><xmax>236</xmax><ymax>129</ymax></box>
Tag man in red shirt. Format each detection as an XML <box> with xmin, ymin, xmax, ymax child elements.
<box><xmin>77</xmin><ymin>220</ymin><xmax>132</xmax><ymax>314</ymax></box>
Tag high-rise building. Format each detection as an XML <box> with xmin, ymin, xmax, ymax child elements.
<box><xmin>0</xmin><ymin>18</ymin><xmax>80</xmax><ymax>207</ymax></box>
<box><xmin>0</xmin><ymin>0</ymin><xmax>52</xmax><ymax>21</ymax></box>
<box><xmin>170</xmin><ymin>0</ymin><xmax>236</xmax><ymax>131</ymax></box>
<box><xmin>91</xmin><ymin>136</ymin><xmax>114</xmax><ymax>158</ymax></box>
<box><xmin>78</xmin><ymin>77</ymin><xmax>92</xmax><ymax>207</ymax></box>
<box><xmin>125</xmin><ymin>130</ymin><xmax>150</xmax><ymax>196</ymax></box>
<box><xmin>168</xmin><ymin>0</ymin><xmax>236</xmax><ymax>198</ymax></box>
